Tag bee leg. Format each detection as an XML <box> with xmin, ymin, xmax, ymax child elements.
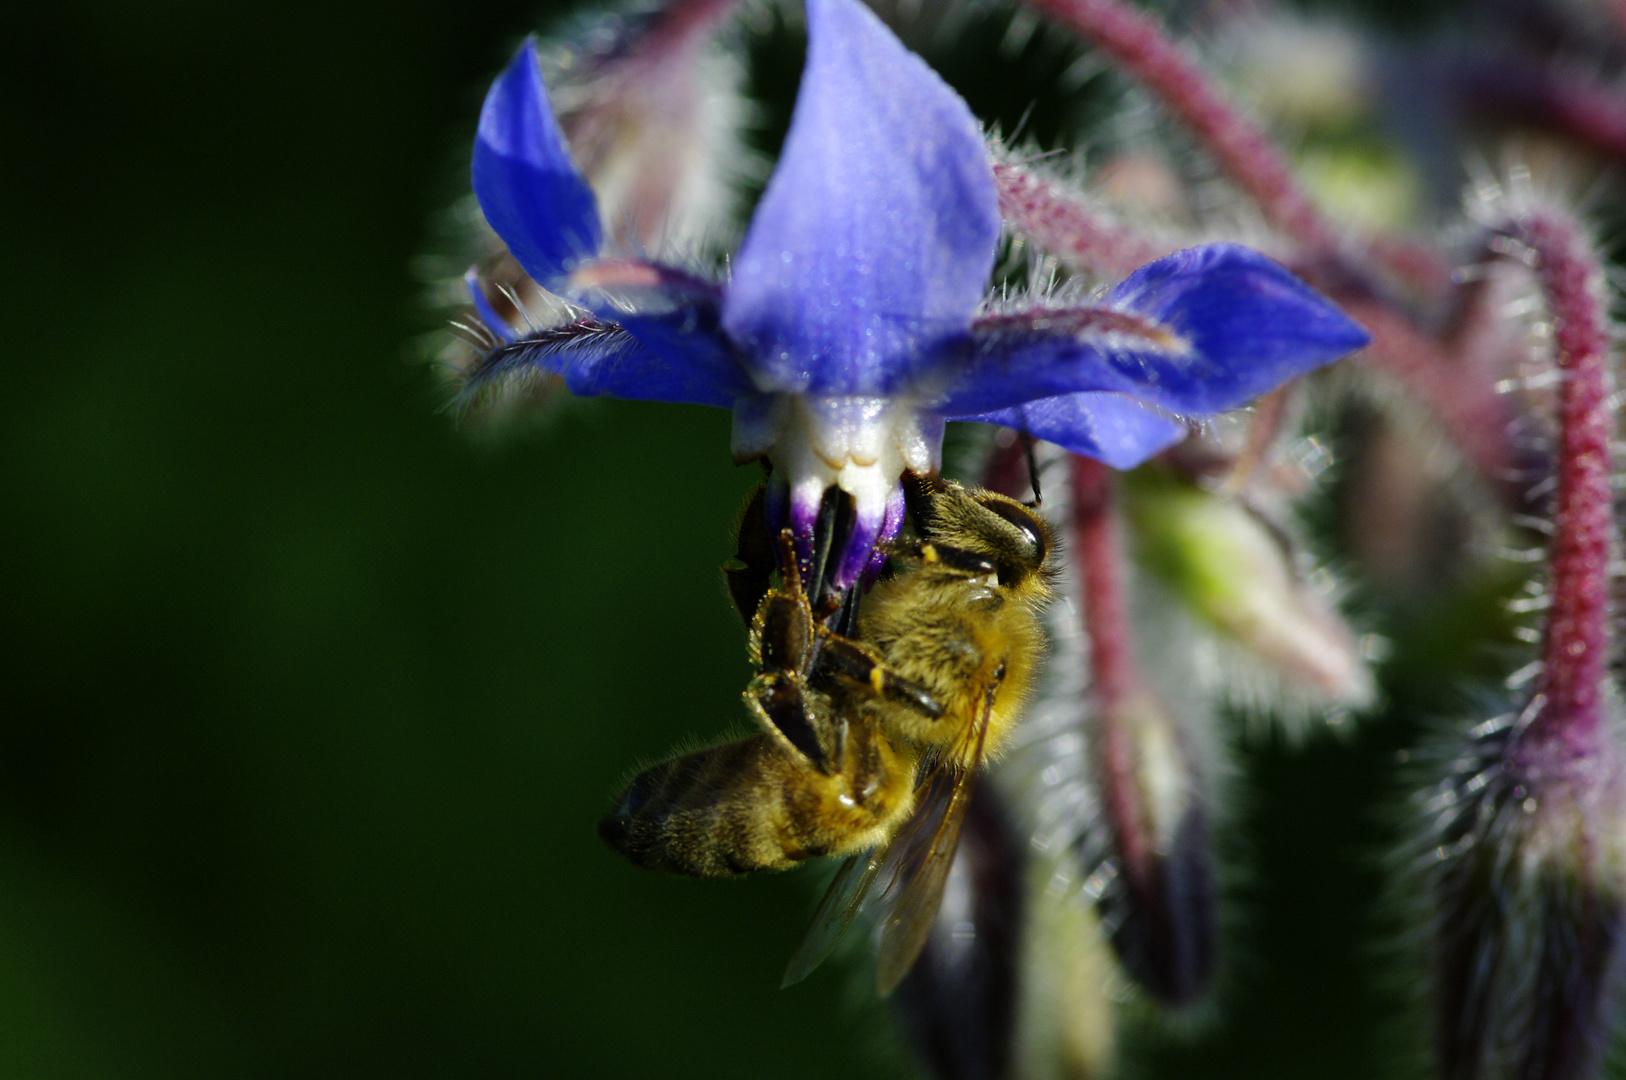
<box><xmin>744</xmin><ymin>525</ymin><xmax>822</xmax><ymax>664</ymax></box>
<box><xmin>891</xmin><ymin>538</ymin><xmax>1000</xmax><ymax>580</ymax></box>
<box><xmin>749</xmin><ymin>586</ymin><xmax>814</xmax><ymax>674</ymax></box>
<box><xmin>744</xmin><ymin>671</ymin><xmax>845</xmax><ymax>774</ymax></box>
<box><xmin>812</xmin><ymin>630</ymin><xmax>945</xmax><ymax>721</ymax></box>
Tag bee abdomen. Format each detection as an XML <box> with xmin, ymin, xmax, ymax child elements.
<box><xmin>598</xmin><ymin>736</ymin><xmax>819</xmax><ymax>877</ymax></box>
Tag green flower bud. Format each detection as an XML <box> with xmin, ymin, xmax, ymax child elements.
<box><xmin>1122</xmin><ymin>467</ymin><xmax>1374</xmax><ymax>721</ymax></box>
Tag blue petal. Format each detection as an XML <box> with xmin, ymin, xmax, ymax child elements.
<box><xmin>615</xmin><ymin>303</ymin><xmax>751</xmax><ymax>407</ymax></box>
<box><xmin>958</xmin><ymin>393</ymin><xmax>1187</xmax><ymax>470</ymax></box>
<box><xmin>933</xmin><ymin>244</ymin><xmax>1369</xmax><ymax>416</ymax></box>
<box><xmin>721</xmin><ymin>0</ymin><xmax>999</xmax><ymax>396</ymax></box>
<box><xmin>1107</xmin><ymin>244</ymin><xmax>1369</xmax><ymax>412</ymax></box>
<box><xmin>464</xmin><ymin>312</ymin><xmax>741</xmax><ymax>409</ymax></box>
<box><xmin>472</xmin><ymin>40</ymin><xmax>603</xmax><ymax>286</ymax></box>
<box><xmin>570</xmin><ymin>262</ymin><xmax>753</xmax><ymax>406</ymax></box>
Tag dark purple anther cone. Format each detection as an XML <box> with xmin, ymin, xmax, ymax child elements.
<box><xmin>893</xmin><ymin>776</ymin><xmax>1025</xmax><ymax>1080</ymax></box>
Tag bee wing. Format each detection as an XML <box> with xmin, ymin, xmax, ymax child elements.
<box><xmin>780</xmin><ymin>846</ymin><xmax>887</xmax><ymax>988</ymax></box>
<box><xmin>871</xmin><ymin>685</ymin><xmax>997</xmax><ymax>996</ymax></box>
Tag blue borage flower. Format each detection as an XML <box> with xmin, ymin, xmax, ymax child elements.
<box><xmin>465</xmin><ymin>0</ymin><xmax>1368</xmax><ymax>593</ymax></box>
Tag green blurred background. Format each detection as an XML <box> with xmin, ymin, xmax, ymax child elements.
<box><xmin>0</xmin><ymin>0</ymin><xmax>1491</xmax><ymax>1077</ymax></box>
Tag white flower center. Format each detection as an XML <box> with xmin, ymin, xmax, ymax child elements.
<box><xmin>732</xmin><ymin>393</ymin><xmax>942</xmax><ymax>532</ymax></box>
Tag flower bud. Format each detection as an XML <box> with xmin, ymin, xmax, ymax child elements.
<box><xmin>545</xmin><ymin>0</ymin><xmax>749</xmax><ymax>255</ymax></box>
<box><xmin>1012</xmin><ymin>855</ymin><xmax>1120</xmax><ymax>1080</ymax></box>
<box><xmin>1089</xmin><ymin>688</ymin><xmax>1218</xmax><ymax>1006</ymax></box>
<box><xmin>1419</xmin><ymin>705</ymin><xmax>1626</xmax><ymax>1080</ymax></box>
<box><xmin>1121</xmin><ymin>466</ymin><xmax>1375</xmax><ymax>722</ymax></box>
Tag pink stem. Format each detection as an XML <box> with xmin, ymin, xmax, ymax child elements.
<box><xmin>1508</xmin><ymin>211</ymin><xmax>1616</xmax><ymax>748</ymax></box>
<box><xmin>1072</xmin><ymin>456</ymin><xmax>1138</xmax><ymax>709</ymax></box>
<box><xmin>992</xmin><ymin>161</ymin><xmax>1174</xmax><ymax>279</ymax></box>
<box><xmin>1072</xmin><ymin>455</ymin><xmax>1154</xmax><ymax>876</ymax></box>
<box><xmin>632</xmin><ymin>0</ymin><xmax>740</xmax><ymax>62</ymax></box>
<box><xmin>1018</xmin><ymin>0</ymin><xmax>1338</xmax><ymax>254</ymax></box>
<box><xmin>1452</xmin><ymin>55</ymin><xmax>1626</xmax><ymax>165</ymax></box>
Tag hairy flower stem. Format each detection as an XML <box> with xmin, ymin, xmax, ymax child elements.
<box><xmin>1073</xmin><ymin>454</ymin><xmax>1218</xmax><ymax>1004</ymax></box>
<box><xmin>1073</xmin><ymin>457</ymin><xmax>1136</xmax><ymax>709</ymax></box>
<box><xmin>1450</xmin><ymin>57</ymin><xmax>1626</xmax><ymax>166</ymax></box>
<box><xmin>1422</xmin><ymin>216</ymin><xmax>1621</xmax><ymax>1080</ymax></box>
<box><xmin>1506</xmin><ymin>211</ymin><xmax>1616</xmax><ymax>748</ymax></box>
<box><xmin>992</xmin><ymin>161</ymin><xmax>1172</xmax><ymax>280</ymax></box>
<box><xmin>1017</xmin><ymin>0</ymin><xmax>1337</xmax><ymax>254</ymax></box>
<box><xmin>1007</xmin><ymin>0</ymin><xmax>1532</xmax><ymax>486</ymax></box>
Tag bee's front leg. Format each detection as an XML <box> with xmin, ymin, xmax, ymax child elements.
<box><xmin>887</xmin><ymin>537</ymin><xmax>1000</xmax><ymax>580</ymax></box>
<box><xmin>749</xmin><ymin>585</ymin><xmax>814</xmax><ymax>673</ymax></box>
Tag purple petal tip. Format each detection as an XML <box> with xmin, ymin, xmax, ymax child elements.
<box><xmin>1106</xmin><ymin>243</ymin><xmax>1369</xmax><ymax>414</ymax></box>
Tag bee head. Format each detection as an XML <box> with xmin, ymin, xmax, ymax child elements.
<box><xmin>922</xmin><ymin>483</ymin><xmax>1055</xmax><ymax>594</ymax></box>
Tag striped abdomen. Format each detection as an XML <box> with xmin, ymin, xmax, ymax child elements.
<box><xmin>598</xmin><ymin>728</ymin><xmax>914</xmax><ymax>878</ymax></box>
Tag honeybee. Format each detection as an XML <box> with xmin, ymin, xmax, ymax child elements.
<box><xmin>598</xmin><ymin>477</ymin><xmax>1055</xmax><ymax>991</ymax></box>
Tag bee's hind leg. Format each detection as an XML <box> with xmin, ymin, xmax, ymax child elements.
<box><xmin>743</xmin><ymin>671</ymin><xmax>847</xmax><ymax>774</ymax></box>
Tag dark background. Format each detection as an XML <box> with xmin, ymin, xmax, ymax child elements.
<box><xmin>0</xmin><ymin>1</ymin><xmax>1489</xmax><ymax>1077</ymax></box>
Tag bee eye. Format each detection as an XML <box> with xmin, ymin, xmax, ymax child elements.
<box><xmin>978</xmin><ymin>497</ymin><xmax>1048</xmax><ymax>567</ymax></box>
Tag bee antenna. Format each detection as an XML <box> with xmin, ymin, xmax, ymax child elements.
<box><xmin>1020</xmin><ymin>426</ymin><xmax>1042</xmax><ymax>508</ymax></box>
